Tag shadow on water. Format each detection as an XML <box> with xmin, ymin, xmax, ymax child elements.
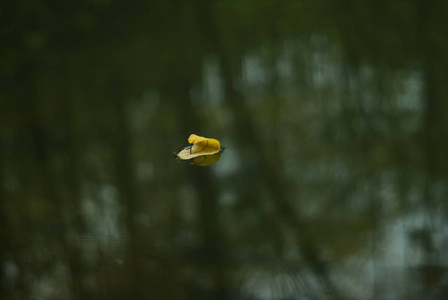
<box><xmin>1</xmin><ymin>0</ymin><xmax>448</xmax><ymax>299</ymax></box>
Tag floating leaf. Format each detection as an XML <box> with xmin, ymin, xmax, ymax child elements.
<box><xmin>174</xmin><ymin>134</ymin><xmax>222</xmax><ymax>165</ymax></box>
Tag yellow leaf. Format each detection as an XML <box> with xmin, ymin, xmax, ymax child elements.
<box><xmin>174</xmin><ymin>134</ymin><xmax>221</xmax><ymax>161</ymax></box>
<box><xmin>190</xmin><ymin>139</ymin><xmax>209</xmax><ymax>154</ymax></box>
<box><xmin>188</xmin><ymin>134</ymin><xmax>207</xmax><ymax>144</ymax></box>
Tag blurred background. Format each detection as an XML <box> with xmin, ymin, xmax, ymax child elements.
<box><xmin>1</xmin><ymin>0</ymin><xmax>448</xmax><ymax>299</ymax></box>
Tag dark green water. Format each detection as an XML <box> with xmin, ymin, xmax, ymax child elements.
<box><xmin>1</xmin><ymin>1</ymin><xmax>448</xmax><ymax>299</ymax></box>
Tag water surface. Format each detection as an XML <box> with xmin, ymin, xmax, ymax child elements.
<box><xmin>1</xmin><ymin>1</ymin><xmax>448</xmax><ymax>299</ymax></box>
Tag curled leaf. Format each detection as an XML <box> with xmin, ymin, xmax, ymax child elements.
<box><xmin>174</xmin><ymin>134</ymin><xmax>222</xmax><ymax>163</ymax></box>
<box><xmin>190</xmin><ymin>139</ymin><xmax>209</xmax><ymax>154</ymax></box>
<box><xmin>188</xmin><ymin>134</ymin><xmax>207</xmax><ymax>144</ymax></box>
